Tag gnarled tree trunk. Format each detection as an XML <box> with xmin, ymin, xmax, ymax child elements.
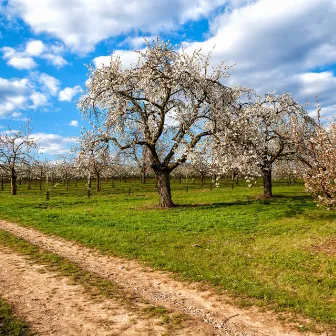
<box><xmin>156</xmin><ymin>171</ymin><xmax>174</xmax><ymax>208</ymax></box>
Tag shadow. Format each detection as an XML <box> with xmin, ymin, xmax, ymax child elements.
<box><xmin>175</xmin><ymin>193</ymin><xmax>314</xmax><ymax>209</ymax></box>
<box><xmin>174</xmin><ymin>201</ymin><xmax>252</xmax><ymax>209</ymax></box>
<box><xmin>171</xmin><ymin>193</ymin><xmax>326</xmax><ymax>222</ymax></box>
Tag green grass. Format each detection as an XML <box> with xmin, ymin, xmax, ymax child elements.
<box><xmin>0</xmin><ymin>177</ymin><xmax>335</xmax><ymax>331</ymax></box>
<box><xmin>0</xmin><ymin>297</ymin><xmax>32</xmax><ymax>336</ymax></box>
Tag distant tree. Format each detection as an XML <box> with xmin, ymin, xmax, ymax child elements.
<box><xmin>189</xmin><ymin>145</ymin><xmax>213</xmax><ymax>185</ymax></box>
<box><xmin>79</xmin><ymin>39</ymin><xmax>241</xmax><ymax>207</ymax></box>
<box><xmin>77</xmin><ymin>132</ymin><xmax>111</xmax><ymax>192</ymax></box>
<box><xmin>214</xmin><ymin>93</ymin><xmax>311</xmax><ymax>198</ymax></box>
<box><xmin>0</xmin><ymin>121</ymin><xmax>38</xmax><ymax>195</ymax></box>
<box><xmin>56</xmin><ymin>155</ymin><xmax>75</xmax><ymax>190</ymax></box>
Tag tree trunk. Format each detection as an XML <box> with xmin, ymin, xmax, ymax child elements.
<box><xmin>263</xmin><ymin>168</ymin><xmax>272</xmax><ymax>198</ymax></box>
<box><xmin>156</xmin><ymin>171</ymin><xmax>174</xmax><ymax>208</ymax></box>
<box><xmin>1</xmin><ymin>175</ymin><xmax>4</xmax><ymax>191</ymax></box>
<box><xmin>39</xmin><ymin>171</ymin><xmax>43</xmax><ymax>190</ymax></box>
<box><xmin>201</xmin><ymin>174</ymin><xmax>205</xmax><ymax>186</ymax></box>
<box><xmin>11</xmin><ymin>169</ymin><xmax>17</xmax><ymax>195</ymax></box>
<box><xmin>96</xmin><ymin>173</ymin><xmax>101</xmax><ymax>192</ymax></box>
<box><xmin>141</xmin><ymin>168</ymin><xmax>146</xmax><ymax>184</ymax></box>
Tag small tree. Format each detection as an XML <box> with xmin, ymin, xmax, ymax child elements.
<box><xmin>79</xmin><ymin>39</ymin><xmax>240</xmax><ymax>207</ymax></box>
<box><xmin>77</xmin><ymin>132</ymin><xmax>111</xmax><ymax>192</ymax></box>
<box><xmin>0</xmin><ymin>121</ymin><xmax>38</xmax><ymax>195</ymax></box>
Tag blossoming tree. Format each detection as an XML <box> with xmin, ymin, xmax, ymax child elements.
<box><xmin>0</xmin><ymin>121</ymin><xmax>38</xmax><ymax>195</ymax></box>
<box><xmin>295</xmin><ymin>104</ymin><xmax>336</xmax><ymax>208</ymax></box>
<box><xmin>214</xmin><ymin>92</ymin><xmax>311</xmax><ymax>197</ymax></box>
<box><xmin>79</xmin><ymin>39</ymin><xmax>240</xmax><ymax>207</ymax></box>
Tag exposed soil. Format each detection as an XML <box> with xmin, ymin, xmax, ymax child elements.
<box><xmin>311</xmin><ymin>239</ymin><xmax>336</xmax><ymax>256</ymax></box>
<box><xmin>0</xmin><ymin>220</ymin><xmax>325</xmax><ymax>335</ymax></box>
<box><xmin>0</xmin><ymin>247</ymin><xmax>166</xmax><ymax>336</ymax></box>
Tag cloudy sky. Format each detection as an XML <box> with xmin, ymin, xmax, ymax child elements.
<box><xmin>0</xmin><ymin>0</ymin><xmax>335</xmax><ymax>157</ymax></box>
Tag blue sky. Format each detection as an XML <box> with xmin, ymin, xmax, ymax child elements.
<box><xmin>0</xmin><ymin>0</ymin><xmax>335</xmax><ymax>157</ymax></box>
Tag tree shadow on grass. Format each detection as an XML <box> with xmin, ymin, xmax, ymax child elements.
<box><xmin>176</xmin><ymin>193</ymin><xmax>313</xmax><ymax>209</ymax></box>
<box><xmin>174</xmin><ymin>193</ymin><xmax>324</xmax><ymax>220</ymax></box>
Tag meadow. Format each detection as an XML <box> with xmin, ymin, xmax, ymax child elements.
<box><xmin>0</xmin><ymin>177</ymin><xmax>335</xmax><ymax>331</ymax></box>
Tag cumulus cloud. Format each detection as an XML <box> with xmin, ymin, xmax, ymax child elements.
<box><xmin>0</xmin><ymin>78</ymin><xmax>30</xmax><ymax>117</ymax></box>
<box><xmin>5</xmin><ymin>0</ymin><xmax>240</xmax><ymax>53</ymax></box>
<box><xmin>25</xmin><ymin>40</ymin><xmax>44</xmax><ymax>56</ymax></box>
<box><xmin>7</xmin><ymin>56</ymin><xmax>37</xmax><ymax>70</ymax></box>
<box><xmin>181</xmin><ymin>0</ymin><xmax>336</xmax><ymax>112</ymax></box>
<box><xmin>40</xmin><ymin>53</ymin><xmax>68</xmax><ymax>69</ymax></box>
<box><xmin>93</xmin><ymin>49</ymin><xmax>142</xmax><ymax>69</ymax></box>
<box><xmin>38</xmin><ymin>73</ymin><xmax>61</xmax><ymax>96</ymax></box>
<box><xmin>58</xmin><ymin>86</ymin><xmax>82</xmax><ymax>102</ymax></box>
<box><xmin>32</xmin><ymin>132</ymin><xmax>76</xmax><ymax>155</ymax></box>
<box><xmin>121</xmin><ymin>35</ymin><xmax>157</xmax><ymax>49</ymax></box>
<box><xmin>30</xmin><ymin>92</ymin><xmax>48</xmax><ymax>108</ymax></box>
<box><xmin>69</xmin><ymin>120</ymin><xmax>79</xmax><ymax>127</ymax></box>
<box><xmin>1</xmin><ymin>39</ymin><xmax>68</xmax><ymax>70</ymax></box>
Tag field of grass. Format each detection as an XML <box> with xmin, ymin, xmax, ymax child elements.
<box><xmin>0</xmin><ymin>177</ymin><xmax>335</xmax><ymax>331</ymax></box>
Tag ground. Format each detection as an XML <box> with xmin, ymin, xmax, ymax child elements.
<box><xmin>0</xmin><ymin>178</ymin><xmax>335</xmax><ymax>335</ymax></box>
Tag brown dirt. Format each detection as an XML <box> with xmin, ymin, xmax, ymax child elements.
<box><xmin>311</xmin><ymin>239</ymin><xmax>336</xmax><ymax>256</ymax></box>
<box><xmin>0</xmin><ymin>247</ymin><xmax>165</xmax><ymax>336</ymax></box>
<box><xmin>0</xmin><ymin>220</ymin><xmax>325</xmax><ymax>336</ymax></box>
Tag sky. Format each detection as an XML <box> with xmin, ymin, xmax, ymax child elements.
<box><xmin>0</xmin><ymin>0</ymin><xmax>335</xmax><ymax>158</ymax></box>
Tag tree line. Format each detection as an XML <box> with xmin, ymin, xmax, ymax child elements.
<box><xmin>0</xmin><ymin>39</ymin><xmax>335</xmax><ymax>208</ymax></box>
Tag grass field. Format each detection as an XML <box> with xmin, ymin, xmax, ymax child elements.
<box><xmin>0</xmin><ymin>177</ymin><xmax>335</xmax><ymax>331</ymax></box>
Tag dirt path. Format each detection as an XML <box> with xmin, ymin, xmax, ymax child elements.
<box><xmin>0</xmin><ymin>220</ymin><xmax>321</xmax><ymax>336</ymax></box>
<box><xmin>0</xmin><ymin>247</ymin><xmax>167</xmax><ymax>336</ymax></box>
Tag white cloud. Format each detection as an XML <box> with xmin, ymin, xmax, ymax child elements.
<box><xmin>0</xmin><ymin>73</ymin><xmax>63</xmax><ymax>119</ymax></box>
<box><xmin>32</xmin><ymin>132</ymin><xmax>76</xmax><ymax>155</ymax></box>
<box><xmin>30</xmin><ymin>92</ymin><xmax>48</xmax><ymax>108</ymax></box>
<box><xmin>5</xmin><ymin>0</ymin><xmax>237</xmax><ymax>53</ymax></box>
<box><xmin>40</xmin><ymin>53</ymin><xmax>68</xmax><ymax>68</ymax></box>
<box><xmin>93</xmin><ymin>56</ymin><xmax>111</xmax><ymax>69</ymax></box>
<box><xmin>38</xmin><ymin>73</ymin><xmax>61</xmax><ymax>96</ymax></box>
<box><xmin>25</xmin><ymin>40</ymin><xmax>44</xmax><ymax>56</ymax></box>
<box><xmin>69</xmin><ymin>120</ymin><xmax>79</xmax><ymax>127</ymax></box>
<box><xmin>2</xmin><ymin>47</ymin><xmax>16</xmax><ymax>59</ymax></box>
<box><xmin>1</xmin><ymin>39</ymin><xmax>67</xmax><ymax>70</ymax></box>
<box><xmin>121</xmin><ymin>35</ymin><xmax>157</xmax><ymax>49</ymax></box>
<box><xmin>9</xmin><ymin>111</ymin><xmax>29</xmax><ymax>121</ymax></box>
<box><xmin>7</xmin><ymin>56</ymin><xmax>37</xmax><ymax>70</ymax></box>
<box><xmin>182</xmin><ymin>0</ymin><xmax>336</xmax><ymax>110</ymax></box>
<box><xmin>93</xmin><ymin>49</ymin><xmax>142</xmax><ymax>69</ymax></box>
<box><xmin>0</xmin><ymin>77</ymin><xmax>30</xmax><ymax>117</ymax></box>
<box><xmin>58</xmin><ymin>85</ymin><xmax>82</xmax><ymax>102</ymax></box>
